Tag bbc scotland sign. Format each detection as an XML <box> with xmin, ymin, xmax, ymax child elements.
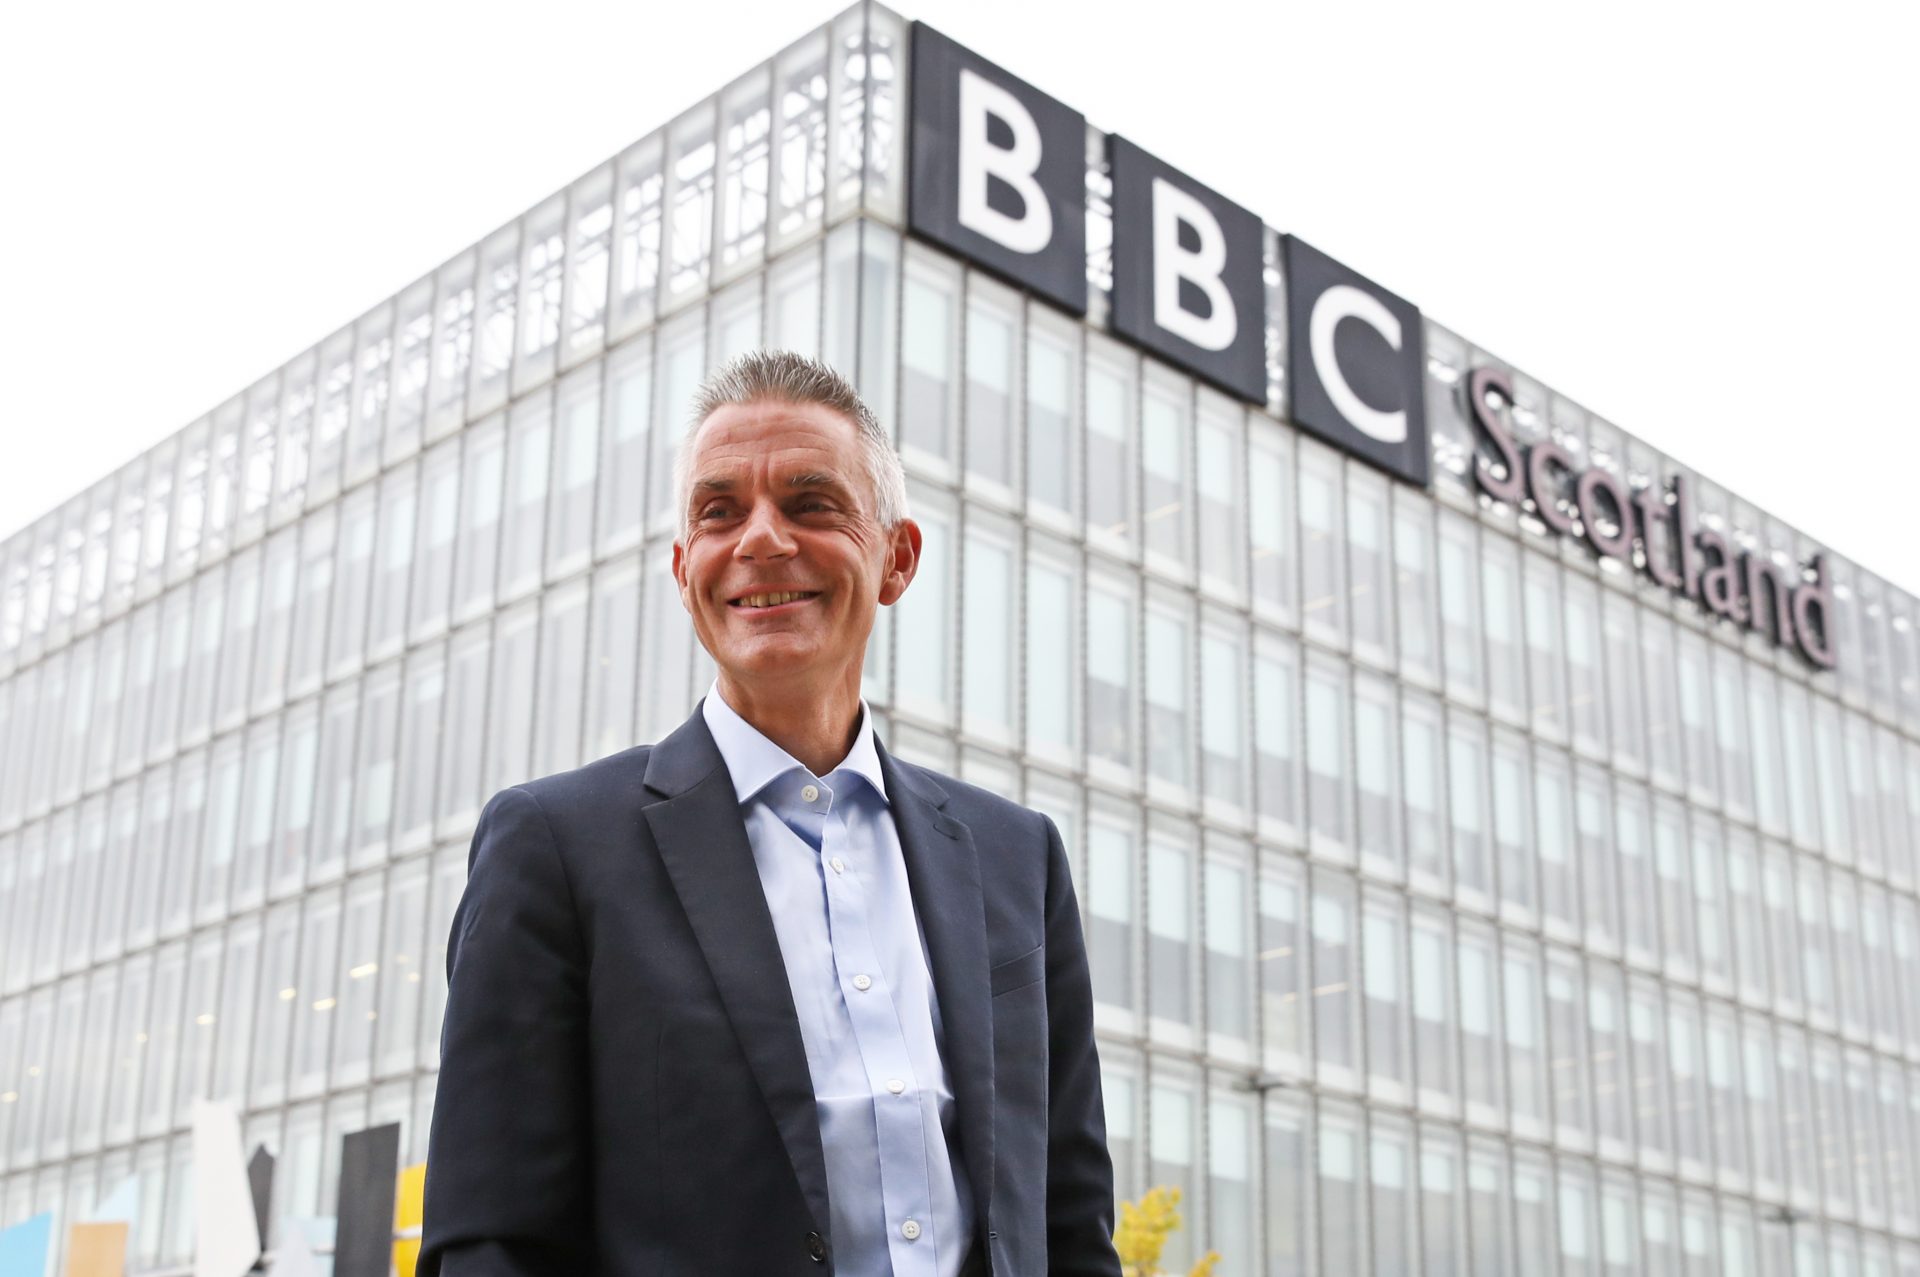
<box><xmin>904</xmin><ymin>22</ymin><xmax>1836</xmax><ymax>670</ymax></box>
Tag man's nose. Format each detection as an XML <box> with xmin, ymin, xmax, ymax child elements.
<box><xmin>735</xmin><ymin>500</ymin><xmax>796</xmax><ymax>560</ymax></box>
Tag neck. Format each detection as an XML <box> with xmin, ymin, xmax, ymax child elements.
<box><xmin>715</xmin><ymin>667</ymin><xmax>865</xmax><ymax>778</ymax></box>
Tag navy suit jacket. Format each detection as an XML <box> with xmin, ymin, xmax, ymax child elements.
<box><xmin>419</xmin><ymin>702</ymin><xmax>1122</xmax><ymax>1277</ymax></box>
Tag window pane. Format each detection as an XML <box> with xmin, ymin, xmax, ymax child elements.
<box><xmin>963</xmin><ymin>293</ymin><xmax>1017</xmax><ymax>487</ymax></box>
<box><xmin>1601</xmin><ymin>594</ymin><xmax>1644</xmax><ymax>775</ymax></box>
<box><xmin>1504</xmin><ymin>941</ymin><xmax>1547</xmax><ymax>1132</ymax></box>
<box><xmin>499</xmin><ymin>397</ymin><xmax>552</xmax><ymax>598</ymax></box>
<box><xmin>453</xmin><ymin>418</ymin><xmax>504</xmax><ymax>617</ymax></box>
<box><xmin>1522</xmin><ymin>558</ymin><xmax>1565</xmax><ymax>739</ymax></box>
<box><xmin>1265</xmin><ymin>1100</ymin><xmax>1309</xmax><ymax>1277</ymax></box>
<box><xmin>1087</xmin><ymin>584</ymin><xmax>1133</xmax><ymax>771</ymax></box>
<box><xmin>532</xmin><ymin>583</ymin><xmax>590</xmax><ymax>778</ymax></box>
<box><xmin>393</xmin><ymin>650</ymin><xmax>445</xmax><ymax>847</ymax></box>
<box><xmin>1305</xmin><ymin>661</ymin><xmax>1349</xmax><ymax>851</ymax></box>
<box><xmin>901</xmin><ymin>266</ymin><xmax>956</xmax><ymax>463</ymax></box>
<box><xmin>895</xmin><ymin>506</ymin><xmax>951</xmax><ymax>718</ymax></box>
<box><xmin>1026</xmin><ymin>322</ymin><xmax>1075</xmax><ymax>516</ymax></box>
<box><xmin>1448</xmin><ymin>718</ymin><xmax>1490</xmax><ymax>902</ymax></box>
<box><xmin>1536</xmin><ymin>755</ymin><xmax>1577</xmax><ymax>934</ymax></box>
<box><xmin>1197</xmin><ymin>405</ymin><xmax>1244</xmax><ymax>592</ymax></box>
<box><xmin>1364</xmin><ymin>898</ymin><xmax>1409</xmax><ymax>1094</ymax></box>
<box><xmin>485</xmin><ymin>605</ymin><xmax>539</xmax><ymax>794</ymax></box>
<box><xmin>1207</xmin><ymin>1096</ymin><xmax>1253</xmax><ymax>1277</ymax></box>
<box><xmin>1299</xmin><ymin>453</ymin><xmax>1346</xmax><ymax>643</ymax></box>
<box><xmin>1412</xmin><ymin>913</ymin><xmax>1457</xmax><ymax>1110</ymax></box>
<box><xmin>1148</xmin><ymin>1081</ymin><xmax>1195</xmax><ymax>1268</ymax></box>
<box><xmin>597</xmin><ymin>343</ymin><xmax>653</xmax><ymax>554</ymax></box>
<box><xmin>1348</xmin><ymin>478</ymin><xmax>1392</xmax><ymax>658</ymax></box>
<box><xmin>1253</xmin><ymin>646</ymin><xmax>1300</xmax><ymax>833</ymax></box>
<box><xmin>1200</xmin><ymin>629</ymin><xmax>1245</xmax><ymax>807</ymax></box>
<box><xmin>1249</xmin><ymin>428</ymin><xmax>1294</xmax><ymax>620</ymax></box>
<box><xmin>1482</xmin><ymin>542</ymin><xmax>1522</xmax><ymax>719</ymax></box>
<box><xmin>1086</xmin><ymin>352</ymin><xmax>1135</xmax><ymax>545</ymax></box>
<box><xmin>1354</xmin><ymin>682</ymin><xmax>1399</xmax><ymax>877</ymax></box>
<box><xmin>1394</xmin><ymin>500</ymin><xmax>1437</xmax><ymax>684</ymax></box>
<box><xmin>1147</xmin><ymin>840</ymin><xmax>1191</xmax><ymax>1030</ymax></box>
<box><xmin>1142</xmin><ymin>379</ymin><xmax>1188</xmax><ymax>567</ymax></box>
<box><xmin>1438</xmin><ymin>514</ymin><xmax>1483</xmax><ymax>701</ymax></box>
<box><xmin>1205</xmin><ymin>859</ymin><xmax>1249</xmax><ymax>1046</ymax></box>
<box><xmin>547</xmin><ymin>370</ymin><xmax>601</xmax><ymax>571</ymax></box>
<box><xmin>1316</xmin><ymin>1113</ymin><xmax>1362</xmax><ymax>1274</ymax></box>
<box><xmin>1259</xmin><ymin>868</ymin><xmax>1305</xmax><ymax>1068</ymax></box>
<box><xmin>1145</xmin><ymin>607</ymin><xmax>1190</xmax><ymax>789</ymax></box>
<box><xmin>1087</xmin><ymin>823</ymin><xmax>1135</xmax><ymax>1017</ymax></box>
<box><xmin>1312</xmin><ymin>873</ymin><xmax>1359</xmax><ymax>1078</ymax></box>
<box><xmin>1564</xmin><ymin>578</ymin><xmax>1605</xmax><ymax>753</ymax></box>
<box><xmin>327</xmin><ymin>490</ymin><xmax>375</xmax><ymax>676</ymax></box>
<box><xmin>585</xmin><ymin>561</ymin><xmax>641</xmax><ymax>761</ymax></box>
<box><xmin>1025</xmin><ymin>556</ymin><xmax>1075</xmax><ymax>756</ymax></box>
<box><xmin>961</xmin><ymin>535</ymin><xmax>1013</xmax><ymax>737</ymax></box>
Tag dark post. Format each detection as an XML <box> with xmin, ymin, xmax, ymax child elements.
<box><xmin>334</xmin><ymin>1123</ymin><xmax>402</xmax><ymax>1277</ymax></box>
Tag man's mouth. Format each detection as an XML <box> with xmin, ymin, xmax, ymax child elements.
<box><xmin>729</xmin><ymin>590</ymin><xmax>821</xmax><ymax>610</ymax></box>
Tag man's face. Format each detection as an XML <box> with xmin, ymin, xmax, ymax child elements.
<box><xmin>672</xmin><ymin>399</ymin><xmax>919</xmax><ymax>699</ymax></box>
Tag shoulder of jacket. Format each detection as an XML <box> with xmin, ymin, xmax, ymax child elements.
<box><xmin>493</xmin><ymin>742</ymin><xmax>655</xmax><ymax>815</ymax></box>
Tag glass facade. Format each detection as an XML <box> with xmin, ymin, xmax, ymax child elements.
<box><xmin>4</xmin><ymin>6</ymin><xmax>1920</xmax><ymax>1274</ymax></box>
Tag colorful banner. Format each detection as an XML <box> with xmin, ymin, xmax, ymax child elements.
<box><xmin>63</xmin><ymin>1222</ymin><xmax>127</xmax><ymax>1277</ymax></box>
<box><xmin>191</xmin><ymin>1100</ymin><xmax>261</xmax><ymax>1277</ymax></box>
<box><xmin>0</xmin><ymin>1213</ymin><xmax>51</xmax><ymax>1277</ymax></box>
<box><xmin>394</xmin><ymin>1162</ymin><xmax>427</xmax><ymax>1277</ymax></box>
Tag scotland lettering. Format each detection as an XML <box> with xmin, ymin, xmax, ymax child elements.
<box><xmin>1468</xmin><ymin>366</ymin><xmax>1835</xmax><ymax>669</ymax></box>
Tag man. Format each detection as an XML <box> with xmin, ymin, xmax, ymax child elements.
<box><xmin>420</xmin><ymin>351</ymin><xmax>1121</xmax><ymax>1276</ymax></box>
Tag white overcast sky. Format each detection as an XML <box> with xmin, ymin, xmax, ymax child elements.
<box><xmin>3</xmin><ymin>0</ymin><xmax>1915</xmax><ymax>593</ymax></box>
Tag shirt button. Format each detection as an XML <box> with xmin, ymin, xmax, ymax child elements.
<box><xmin>802</xmin><ymin>784</ymin><xmax>819</xmax><ymax>802</ymax></box>
<box><xmin>886</xmin><ymin>1078</ymin><xmax>906</xmax><ymax>1095</ymax></box>
<box><xmin>829</xmin><ymin>857</ymin><xmax>845</xmax><ymax>875</ymax></box>
<box><xmin>852</xmin><ymin>973</ymin><xmax>873</xmax><ymax>992</ymax></box>
<box><xmin>902</xmin><ymin>1220</ymin><xmax>921</xmax><ymax>1241</ymax></box>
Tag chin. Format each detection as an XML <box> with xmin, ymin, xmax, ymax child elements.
<box><xmin>723</xmin><ymin>642</ymin><xmax>823</xmax><ymax>676</ymax></box>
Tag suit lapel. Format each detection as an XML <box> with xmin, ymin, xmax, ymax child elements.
<box><xmin>877</xmin><ymin>740</ymin><xmax>996</xmax><ymax>1218</ymax></box>
<box><xmin>642</xmin><ymin>705</ymin><xmax>832</xmax><ymax>1234</ymax></box>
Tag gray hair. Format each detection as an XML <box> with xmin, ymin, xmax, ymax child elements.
<box><xmin>674</xmin><ymin>350</ymin><xmax>909</xmax><ymax>539</ymax></box>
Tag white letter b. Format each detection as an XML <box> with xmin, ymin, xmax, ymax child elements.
<box><xmin>1150</xmin><ymin>178</ymin><xmax>1236</xmax><ymax>352</ymax></box>
<box><xmin>957</xmin><ymin>70</ymin><xmax>1053</xmax><ymax>254</ymax></box>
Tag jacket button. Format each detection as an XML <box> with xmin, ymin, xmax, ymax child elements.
<box><xmin>806</xmin><ymin>1232</ymin><xmax>828</xmax><ymax>1263</ymax></box>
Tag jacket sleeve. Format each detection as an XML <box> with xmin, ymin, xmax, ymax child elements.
<box><xmin>1040</xmin><ymin>813</ymin><xmax>1125</xmax><ymax>1277</ymax></box>
<box><xmin>419</xmin><ymin>786</ymin><xmax>594</xmax><ymax>1277</ymax></box>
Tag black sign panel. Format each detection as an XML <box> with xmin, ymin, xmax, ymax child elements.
<box><xmin>1108</xmin><ymin>136</ymin><xmax>1267</xmax><ymax>403</ymax></box>
<box><xmin>908</xmin><ymin>22</ymin><xmax>1087</xmax><ymax>316</ymax></box>
<box><xmin>334</xmin><ymin>1123</ymin><xmax>401</xmax><ymax>1277</ymax></box>
<box><xmin>1283</xmin><ymin>235</ymin><xmax>1429</xmax><ymax>486</ymax></box>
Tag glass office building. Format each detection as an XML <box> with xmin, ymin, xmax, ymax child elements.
<box><xmin>4</xmin><ymin>5</ymin><xmax>1920</xmax><ymax>1273</ymax></box>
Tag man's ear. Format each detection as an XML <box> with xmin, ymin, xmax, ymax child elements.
<box><xmin>877</xmin><ymin>518</ymin><xmax>923</xmax><ymax>607</ymax></box>
<box><xmin>671</xmin><ymin>539</ymin><xmax>692</xmax><ymax>612</ymax></box>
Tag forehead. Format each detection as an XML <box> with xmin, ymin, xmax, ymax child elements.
<box><xmin>687</xmin><ymin>398</ymin><xmax>863</xmax><ymax>473</ymax></box>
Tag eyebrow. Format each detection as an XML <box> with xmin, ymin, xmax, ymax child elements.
<box><xmin>692</xmin><ymin>470</ymin><xmax>854</xmax><ymax>497</ymax></box>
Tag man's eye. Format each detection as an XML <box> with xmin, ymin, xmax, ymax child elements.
<box><xmin>698</xmin><ymin>506</ymin><xmax>729</xmax><ymax>520</ymax></box>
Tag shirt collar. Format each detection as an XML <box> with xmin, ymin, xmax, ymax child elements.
<box><xmin>700</xmin><ymin>679</ymin><xmax>889</xmax><ymax>807</ymax></box>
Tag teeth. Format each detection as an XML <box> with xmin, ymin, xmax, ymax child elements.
<box><xmin>739</xmin><ymin>591</ymin><xmax>811</xmax><ymax>608</ymax></box>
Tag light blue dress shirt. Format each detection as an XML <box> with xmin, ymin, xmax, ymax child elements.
<box><xmin>702</xmin><ymin>683</ymin><xmax>976</xmax><ymax>1277</ymax></box>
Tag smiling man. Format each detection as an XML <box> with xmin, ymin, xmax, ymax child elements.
<box><xmin>420</xmin><ymin>351</ymin><xmax>1121</xmax><ymax>1277</ymax></box>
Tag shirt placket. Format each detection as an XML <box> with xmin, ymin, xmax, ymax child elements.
<box><xmin>805</xmin><ymin>782</ymin><xmax>939</xmax><ymax>1277</ymax></box>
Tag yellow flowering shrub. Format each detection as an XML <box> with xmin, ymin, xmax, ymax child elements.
<box><xmin>1112</xmin><ymin>1186</ymin><xmax>1221</xmax><ymax>1277</ymax></box>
